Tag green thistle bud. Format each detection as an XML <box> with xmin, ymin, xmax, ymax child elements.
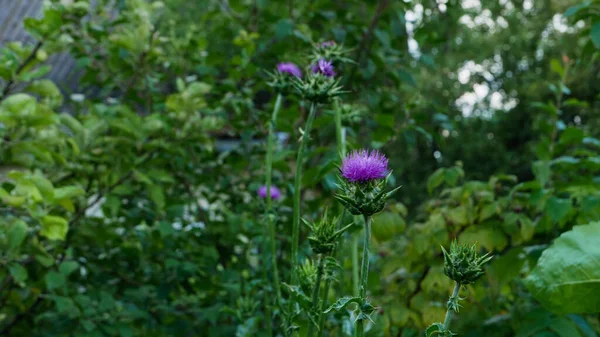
<box><xmin>302</xmin><ymin>208</ymin><xmax>353</xmax><ymax>255</ymax></box>
<box><xmin>294</xmin><ymin>73</ymin><xmax>346</xmax><ymax>104</ymax></box>
<box><xmin>335</xmin><ymin>173</ymin><xmax>401</xmax><ymax>217</ymax></box>
<box><xmin>299</xmin><ymin>259</ymin><xmax>318</xmax><ymax>293</ymax></box>
<box><xmin>441</xmin><ymin>241</ymin><xmax>493</xmax><ymax>285</ymax></box>
<box><xmin>266</xmin><ymin>69</ymin><xmax>297</xmax><ymax>94</ymax></box>
<box><xmin>310</xmin><ymin>41</ymin><xmax>355</xmax><ymax>66</ymax></box>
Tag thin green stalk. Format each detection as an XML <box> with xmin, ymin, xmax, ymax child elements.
<box><xmin>266</xmin><ymin>93</ymin><xmax>283</xmax><ymax>312</ymax></box>
<box><xmin>356</xmin><ymin>215</ymin><xmax>371</xmax><ymax>337</ymax></box>
<box><xmin>263</xmin><ymin>93</ymin><xmax>283</xmax><ymax>337</ymax></box>
<box><xmin>308</xmin><ymin>255</ymin><xmax>325</xmax><ymax>337</ymax></box>
<box><xmin>443</xmin><ymin>282</ymin><xmax>461</xmax><ymax>331</ymax></box>
<box><xmin>317</xmin><ymin>101</ymin><xmax>346</xmax><ymax>337</ymax></box>
<box><xmin>351</xmin><ymin>230</ymin><xmax>360</xmax><ymax>297</ymax></box>
<box><xmin>290</xmin><ymin>103</ymin><xmax>317</xmax><ymax>285</ymax></box>
<box><xmin>262</xmin><ymin>236</ymin><xmax>274</xmax><ymax>337</ymax></box>
<box><xmin>334</xmin><ymin>99</ymin><xmax>346</xmax><ymax>158</ymax></box>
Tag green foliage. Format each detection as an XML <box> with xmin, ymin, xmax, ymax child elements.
<box><xmin>0</xmin><ymin>0</ymin><xmax>599</xmax><ymax>336</ymax></box>
<box><xmin>525</xmin><ymin>222</ymin><xmax>600</xmax><ymax>314</ymax></box>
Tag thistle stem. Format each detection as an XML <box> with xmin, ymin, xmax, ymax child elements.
<box><xmin>290</xmin><ymin>103</ymin><xmax>317</xmax><ymax>285</ymax></box>
<box><xmin>351</xmin><ymin>230</ymin><xmax>360</xmax><ymax>297</ymax></box>
<box><xmin>265</xmin><ymin>94</ymin><xmax>283</xmax><ymax>316</ymax></box>
<box><xmin>443</xmin><ymin>282</ymin><xmax>461</xmax><ymax>332</ymax></box>
<box><xmin>318</xmin><ymin>101</ymin><xmax>347</xmax><ymax>337</ymax></box>
<box><xmin>356</xmin><ymin>215</ymin><xmax>371</xmax><ymax>337</ymax></box>
<box><xmin>308</xmin><ymin>254</ymin><xmax>325</xmax><ymax>337</ymax></box>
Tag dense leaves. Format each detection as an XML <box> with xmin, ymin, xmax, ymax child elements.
<box><xmin>0</xmin><ymin>0</ymin><xmax>599</xmax><ymax>336</ymax></box>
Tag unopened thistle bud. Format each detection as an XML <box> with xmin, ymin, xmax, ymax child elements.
<box><xmin>299</xmin><ymin>259</ymin><xmax>318</xmax><ymax>293</ymax></box>
<box><xmin>335</xmin><ymin>150</ymin><xmax>400</xmax><ymax>216</ymax></box>
<box><xmin>302</xmin><ymin>208</ymin><xmax>353</xmax><ymax>255</ymax></box>
<box><xmin>311</xmin><ymin>40</ymin><xmax>354</xmax><ymax>65</ymax></box>
<box><xmin>295</xmin><ymin>59</ymin><xmax>345</xmax><ymax>103</ymax></box>
<box><xmin>441</xmin><ymin>241</ymin><xmax>493</xmax><ymax>285</ymax></box>
<box><xmin>267</xmin><ymin>62</ymin><xmax>302</xmax><ymax>94</ymax></box>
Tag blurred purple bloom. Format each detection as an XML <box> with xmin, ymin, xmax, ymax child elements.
<box><xmin>277</xmin><ymin>62</ymin><xmax>302</xmax><ymax>78</ymax></box>
<box><xmin>341</xmin><ymin>150</ymin><xmax>389</xmax><ymax>183</ymax></box>
<box><xmin>320</xmin><ymin>40</ymin><xmax>336</xmax><ymax>48</ymax></box>
<box><xmin>311</xmin><ymin>59</ymin><xmax>336</xmax><ymax>78</ymax></box>
<box><xmin>258</xmin><ymin>185</ymin><xmax>282</xmax><ymax>200</ymax></box>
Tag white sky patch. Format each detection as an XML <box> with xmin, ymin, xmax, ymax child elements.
<box><xmin>405</xmin><ymin>4</ymin><xmax>424</xmax><ymax>58</ymax></box>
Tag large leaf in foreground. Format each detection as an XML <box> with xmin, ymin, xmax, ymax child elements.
<box><xmin>525</xmin><ymin>222</ymin><xmax>600</xmax><ymax>314</ymax></box>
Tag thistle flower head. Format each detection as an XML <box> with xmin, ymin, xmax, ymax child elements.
<box><xmin>341</xmin><ymin>150</ymin><xmax>389</xmax><ymax>183</ymax></box>
<box><xmin>258</xmin><ymin>185</ymin><xmax>282</xmax><ymax>200</ymax></box>
<box><xmin>442</xmin><ymin>241</ymin><xmax>493</xmax><ymax>285</ymax></box>
<box><xmin>320</xmin><ymin>40</ymin><xmax>336</xmax><ymax>48</ymax></box>
<box><xmin>335</xmin><ymin>150</ymin><xmax>400</xmax><ymax>217</ymax></box>
<box><xmin>311</xmin><ymin>59</ymin><xmax>336</xmax><ymax>78</ymax></box>
<box><xmin>277</xmin><ymin>62</ymin><xmax>302</xmax><ymax>78</ymax></box>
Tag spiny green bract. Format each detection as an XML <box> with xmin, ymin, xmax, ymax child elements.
<box><xmin>442</xmin><ymin>241</ymin><xmax>493</xmax><ymax>285</ymax></box>
<box><xmin>302</xmin><ymin>208</ymin><xmax>353</xmax><ymax>255</ymax></box>
<box><xmin>335</xmin><ymin>174</ymin><xmax>401</xmax><ymax>217</ymax></box>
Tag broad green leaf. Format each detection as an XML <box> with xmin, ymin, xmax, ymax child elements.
<box><xmin>372</xmin><ymin>211</ymin><xmax>405</xmax><ymax>242</ymax></box>
<box><xmin>427</xmin><ymin>168</ymin><xmax>445</xmax><ymax>194</ymax></box>
<box><xmin>525</xmin><ymin>222</ymin><xmax>600</xmax><ymax>314</ymax></box>
<box><xmin>59</xmin><ymin>261</ymin><xmax>79</xmax><ymax>276</ymax></box>
<box><xmin>31</xmin><ymin>173</ymin><xmax>54</xmax><ymax>200</ymax></box>
<box><xmin>148</xmin><ymin>184</ymin><xmax>165</xmax><ymax>210</ymax></box>
<box><xmin>9</xmin><ymin>263</ymin><xmax>28</xmax><ymax>285</ymax></box>
<box><xmin>545</xmin><ymin>198</ymin><xmax>572</xmax><ymax>223</ymax></box>
<box><xmin>45</xmin><ymin>270</ymin><xmax>66</xmax><ymax>290</ymax></box>
<box><xmin>40</xmin><ymin>215</ymin><xmax>69</xmax><ymax>241</ymax></box>
<box><xmin>54</xmin><ymin>186</ymin><xmax>85</xmax><ymax>200</ymax></box>
<box><xmin>7</xmin><ymin>219</ymin><xmax>28</xmax><ymax>252</ymax></box>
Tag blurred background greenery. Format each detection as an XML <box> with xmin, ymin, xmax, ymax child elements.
<box><xmin>0</xmin><ymin>0</ymin><xmax>599</xmax><ymax>336</ymax></box>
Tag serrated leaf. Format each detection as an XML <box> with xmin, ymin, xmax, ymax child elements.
<box><xmin>324</xmin><ymin>296</ymin><xmax>361</xmax><ymax>314</ymax></box>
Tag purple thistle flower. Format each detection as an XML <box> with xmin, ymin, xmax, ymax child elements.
<box><xmin>277</xmin><ymin>62</ymin><xmax>302</xmax><ymax>78</ymax></box>
<box><xmin>258</xmin><ymin>185</ymin><xmax>282</xmax><ymax>200</ymax></box>
<box><xmin>311</xmin><ymin>59</ymin><xmax>336</xmax><ymax>78</ymax></box>
<box><xmin>320</xmin><ymin>40</ymin><xmax>336</xmax><ymax>48</ymax></box>
<box><xmin>341</xmin><ymin>150</ymin><xmax>389</xmax><ymax>183</ymax></box>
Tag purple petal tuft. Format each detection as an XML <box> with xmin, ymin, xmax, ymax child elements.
<box><xmin>258</xmin><ymin>185</ymin><xmax>282</xmax><ymax>200</ymax></box>
<box><xmin>311</xmin><ymin>59</ymin><xmax>336</xmax><ymax>78</ymax></box>
<box><xmin>277</xmin><ymin>62</ymin><xmax>302</xmax><ymax>78</ymax></box>
<box><xmin>341</xmin><ymin>150</ymin><xmax>389</xmax><ymax>183</ymax></box>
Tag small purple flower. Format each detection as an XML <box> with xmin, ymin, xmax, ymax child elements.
<box><xmin>311</xmin><ymin>59</ymin><xmax>336</xmax><ymax>78</ymax></box>
<box><xmin>258</xmin><ymin>185</ymin><xmax>282</xmax><ymax>200</ymax></box>
<box><xmin>320</xmin><ymin>40</ymin><xmax>336</xmax><ymax>48</ymax></box>
<box><xmin>341</xmin><ymin>150</ymin><xmax>389</xmax><ymax>183</ymax></box>
<box><xmin>277</xmin><ymin>62</ymin><xmax>302</xmax><ymax>78</ymax></box>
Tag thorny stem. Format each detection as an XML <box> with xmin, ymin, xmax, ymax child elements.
<box><xmin>287</xmin><ymin>103</ymin><xmax>317</xmax><ymax>335</ymax></box>
<box><xmin>443</xmin><ymin>282</ymin><xmax>461</xmax><ymax>332</ymax></box>
<box><xmin>356</xmin><ymin>215</ymin><xmax>372</xmax><ymax>337</ymax></box>
<box><xmin>290</xmin><ymin>103</ymin><xmax>317</xmax><ymax>285</ymax></box>
<box><xmin>263</xmin><ymin>93</ymin><xmax>283</xmax><ymax>337</ymax></box>
<box><xmin>317</xmin><ymin>100</ymin><xmax>347</xmax><ymax>336</ymax></box>
<box><xmin>266</xmin><ymin>94</ymin><xmax>283</xmax><ymax>310</ymax></box>
<box><xmin>308</xmin><ymin>254</ymin><xmax>325</xmax><ymax>337</ymax></box>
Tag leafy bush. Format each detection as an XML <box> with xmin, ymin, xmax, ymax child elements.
<box><xmin>0</xmin><ymin>1</ymin><xmax>599</xmax><ymax>337</ymax></box>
